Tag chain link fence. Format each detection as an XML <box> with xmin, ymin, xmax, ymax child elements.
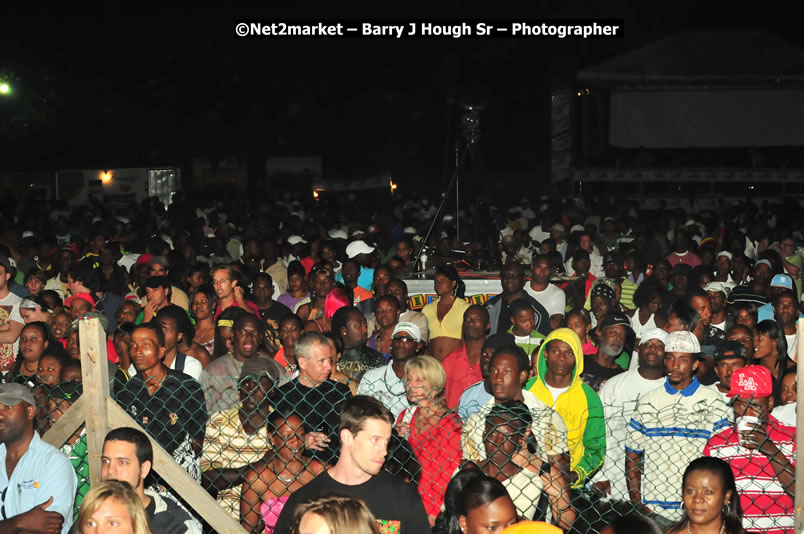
<box><xmin>28</xmin><ymin>366</ymin><xmax>798</xmax><ymax>534</ymax></box>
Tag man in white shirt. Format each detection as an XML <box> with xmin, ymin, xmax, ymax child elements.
<box><xmin>462</xmin><ymin>345</ymin><xmax>568</xmax><ymax>467</ymax></box>
<box><xmin>357</xmin><ymin>322</ymin><xmax>424</xmax><ymax>418</ymax></box>
<box><xmin>772</xmin><ymin>289</ymin><xmax>799</xmax><ymax>360</ymax></box>
<box><xmin>705</xmin><ymin>282</ymin><xmax>729</xmax><ymax>332</ymax></box>
<box><xmin>564</xmin><ymin>232</ymin><xmax>604</xmax><ymax>279</ymax></box>
<box><xmin>625</xmin><ymin>331</ymin><xmax>729</xmax><ymax>526</ymax></box>
<box><xmin>525</xmin><ymin>255</ymin><xmax>565</xmax><ymax>331</ymax></box>
<box><xmin>0</xmin><ymin>255</ymin><xmax>23</xmax><ymax>373</ymax></box>
<box><xmin>593</xmin><ymin>328</ymin><xmax>667</xmax><ymax>501</ymax></box>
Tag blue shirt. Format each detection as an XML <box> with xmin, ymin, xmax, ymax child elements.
<box><xmin>0</xmin><ymin>431</ymin><xmax>77</xmax><ymax>534</ymax></box>
<box><xmin>457</xmin><ymin>380</ymin><xmax>492</xmax><ymax>422</ymax></box>
<box><xmin>335</xmin><ymin>266</ymin><xmax>375</xmax><ymax>292</ymax></box>
<box><xmin>757</xmin><ymin>302</ymin><xmax>804</xmax><ymax>323</ymax></box>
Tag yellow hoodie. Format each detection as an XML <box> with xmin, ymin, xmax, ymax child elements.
<box><xmin>525</xmin><ymin>328</ymin><xmax>606</xmax><ymax>487</ymax></box>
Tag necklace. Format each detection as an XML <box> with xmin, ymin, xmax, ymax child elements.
<box><xmin>144</xmin><ymin>370</ymin><xmax>167</xmax><ymax>393</ymax></box>
<box><xmin>272</xmin><ymin>461</ymin><xmax>303</xmax><ymax>484</ymax></box>
<box><xmin>382</xmin><ymin>364</ymin><xmax>407</xmax><ymax>396</ymax></box>
<box><xmin>376</xmin><ymin>331</ymin><xmax>392</xmax><ymax>354</ymax></box>
<box><xmin>687</xmin><ymin>520</ymin><xmax>725</xmax><ymax>534</ymax></box>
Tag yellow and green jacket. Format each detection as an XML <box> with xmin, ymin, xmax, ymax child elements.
<box><xmin>525</xmin><ymin>328</ymin><xmax>606</xmax><ymax>488</ymax></box>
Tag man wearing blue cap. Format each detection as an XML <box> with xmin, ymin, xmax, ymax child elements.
<box><xmin>757</xmin><ymin>274</ymin><xmax>796</xmax><ymax>322</ymax></box>
<box><xmin>0</xmin><ymin>383</ymin><xmax>77</xmax><ymax>534</ymax></box>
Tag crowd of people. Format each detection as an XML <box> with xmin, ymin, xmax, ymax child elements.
<box><xmin>0</xmin><ymin>191</ymin><xmax>801</xmax><ymax>533</ymax></box>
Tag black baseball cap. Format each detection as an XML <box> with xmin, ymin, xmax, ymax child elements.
<box><xmin>714</xmin><ymin>340</ymin><xmax>748</xmax><ymax>363</ymax></box>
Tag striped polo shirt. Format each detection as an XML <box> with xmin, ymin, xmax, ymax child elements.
<box><xmin>626</xmin><ymin>377</ymin><xmax>729</xmax><ymax>520</ymax></box>
<box><xmin>703</xmin><ymin>416</ymin><xmax>795</xmax><ymax>534</ymax></box>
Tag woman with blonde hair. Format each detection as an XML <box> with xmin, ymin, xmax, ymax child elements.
<box><xmin>395</xmin><ymin>354</ymin><xmax>463</xmax><ymax>525</ymax></box>
<box><xmin>76</xmin><ymin>480</ymin><xmax>152</xmax><ymax>534</ymax></box>
<box><xmin>292</xmin><ymin>495</ymin><xmax>379</xmax><ymax>534</ymax></box>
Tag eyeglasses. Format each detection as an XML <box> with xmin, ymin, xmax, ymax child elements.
<box><xmin>212</xmin><ymin>279</ymin><xmax>230</xmax><ymax>285</ymax></box>
<box><xmin>392</xmin><ymin>335</ymin><xmax>416</xmax><ymax>343</ymax></box>
<box><xmin>236</xmin><ymin>329</ymin><xmax>260</xmax><ymax>338</ymax></box>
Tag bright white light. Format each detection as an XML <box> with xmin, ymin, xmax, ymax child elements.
<box><xmin>0</xmin><ymin>83</ymin><xmax>10</xmax><ymax>95</ymax></box>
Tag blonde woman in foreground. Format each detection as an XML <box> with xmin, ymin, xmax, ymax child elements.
<box><xmin>292</xmin><ymin>495</ymin><xmax>380</xmax><ymax>534</ymax></box>
<box><xmin>76</xmin><ymin>480</ymin><xmax>152</xmax><ymax>534</ymax></box>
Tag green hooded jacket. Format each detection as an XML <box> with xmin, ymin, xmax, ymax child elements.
<box><xmin>525</xmin><ymin>327</ymin><xmax>606</xmax><ymax>487</ymax></box>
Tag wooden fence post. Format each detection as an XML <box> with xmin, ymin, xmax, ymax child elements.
<box><xmin>42</xmin><ymin>317</ymin><xmax>248</xmax><ymax>533</ymax></box>
<box><xmin>79</xmin><ymin>317</ymin><xmax>110</xmax><ymax>486</ymax></box>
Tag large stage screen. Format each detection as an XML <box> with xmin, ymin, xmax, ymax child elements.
<box><xmin>609</xmin><ymin>89</ymin><xmax>804</xmax><ymax>148</ymax></box>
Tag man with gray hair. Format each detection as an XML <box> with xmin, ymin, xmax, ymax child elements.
<box><xmin>274</xmin><ymin>331</ymin><xmax>352</xmax><ymax>464</ymax></box>
<box><xmin>581</xmin><ymin>311</ymin><xmax>632</xmax><ymax>392</ymax></box>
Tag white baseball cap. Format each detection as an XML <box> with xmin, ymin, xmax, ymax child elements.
<box><xmin>392</xmin><ymin>322</ymin><xmax>422</xmax><ymax>342</ymax></box>
<box><xmin>346</xmin><ymin>240</ymin><xmax>375</xmax><ymax>259</ymax></box>
<box><xmin>704</xmin><ymin>282</ymin><xmax>729</xmax><ymax>296</ymax></box>
<box><xmin>328</xmin><ymin>229</ymin><xmax>348</xmax><ymax>240</ymax></box>
<box><xmin>640</xmin><ymin>328</ymin><xmax>668</xmax><ymax>346</ymax></box>
<box><xmin>665</xmin><ymin>331</ymin><xmax>701</xmax><ymax>353</ymax></box>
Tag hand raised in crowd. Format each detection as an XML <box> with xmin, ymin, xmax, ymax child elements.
<box><xmin>510</xmin><ymin>428</ymin><xmax>545</xmax><ymax>474</ymax></box>
<box><xmin>234</xmin><ymin>285</ymin><xmax>245</xmax><ymax>303</ymax></box>
<box><xmin>740</xmin><ymin>420</ymin><xmax>776</xmax><ymax>456</ymax></box>
<box><xmin>394</xmin><ymin>421</ymin><xmax>411</xmax><ymax>439</ymax></box>
<box><xmin>13</xmin><ymin>496</ymin><xmax>63</xmax><ymax>534</ymax></box>
<box><xmin>304</xmin><ymin>431</ymin><xmax>330</xmax><ymax>451</ymax></box>
<box><xmin>142</xmin><ymin>299</ymin><xmax>158</xmax><ymax>322</ymax></box>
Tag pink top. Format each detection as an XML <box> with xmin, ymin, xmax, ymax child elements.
<box><xmin>581</xmin><ymin>339</ymin><xmax>597</xmax><ymax>356</ymax></box>
<box><xmin>261</xmin><ymin>496</ymin><xmax>289</xmax><ymax>534</ymax></box>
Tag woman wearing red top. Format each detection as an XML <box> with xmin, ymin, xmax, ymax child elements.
<box><xmin>395</xmin><ymin>355</ymin><xmax>462</xmax><ymax>526</ymax></box>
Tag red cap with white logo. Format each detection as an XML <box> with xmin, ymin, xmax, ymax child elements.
<box><xmin>727</xmin><ymin>365</ymin><xmax>773</xmax><ymax>398</ymax></box>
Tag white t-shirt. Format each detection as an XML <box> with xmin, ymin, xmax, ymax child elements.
<box><xmin>565</xmin><ymin>252</ymin><xmax>604</xmax><ymax>279</ymax></box>
<box><xmin>0</xmin><ymin>291</ymin><xmax>23</xmax><ymax>368</ymax></box>
<box><xmin>545</xmin><ymin>384</ymin><xmax>569</xmax><ymax>407</ymax></box>
<box><xmin>771</xmin><ymin>402</ymin><xmax>796</xmax><ymax>427</ymax></box>
<box><xmin>529</xmin><ymin>226</ymin><xmax>550</xmax><ymax>243</ymax></box>
<box><xmin>594</xmin><ymin>369</ymin><xmax>665</xmax><ymax>500</ymax></box>
<box><xmin>785</xmin><ymin>333</ymin><xmax>797</xmax><ymax>360</ymax></box>
<box><xmin>524</xmin><ymin>283</ymin><xmax>566</xmax><ymax>318</ymax></box>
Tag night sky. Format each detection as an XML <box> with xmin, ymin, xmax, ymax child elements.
<box><xmin>1</xmin><ymin>3</ymin><xmax>801</xmax><ymax>189</ymax></box>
